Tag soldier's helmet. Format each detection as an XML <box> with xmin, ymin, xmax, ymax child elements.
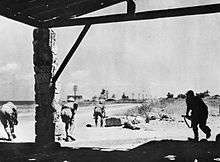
<box><xmin>186</xmin><ymin>90</ymin><xmax>194</xmax><ymax>98</ymax></box>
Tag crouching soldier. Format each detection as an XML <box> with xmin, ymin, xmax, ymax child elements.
<box><xmin>93</xmin><ymin>100</ymin><xmax>106</xmax><ymax>127</ymax></box>
<box><xmin>0</xmin><ymin>102</ymin><xmax>18</xmax><ymax>141</ymax></box>
<box><xmin>61</xmin><ymin>98</ymin><xmax>78</xmax><ymax>142</ymax></box>
<box><xmin>185</xmin><ymin>90</ymin><xmax>211</xmax><ymax>141</ymax></box>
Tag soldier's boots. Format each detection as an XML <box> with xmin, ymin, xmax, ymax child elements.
<box><xmin>188</xmin><ymin>132</ymin><xmax>211</xmax><ymax>142</ymax></box>
<box><xmin>188</xmin><ymin>137</ymin><xmax>199</xmax><ymax>142</ymax></box>
<box><xmin>12</xmin><ymin>133</ymin><xmax>16</xmax><ymax>139</ymax></box>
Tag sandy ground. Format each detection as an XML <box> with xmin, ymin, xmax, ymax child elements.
<box><xmin>1</xmin><ymin>103</ymin><xmax>219</xmax><ymax>152</ymax></box>
<box><xmin>0</xmin><ymin>103</ymin><xmax>220</xmax><ymax>161</ymax></box>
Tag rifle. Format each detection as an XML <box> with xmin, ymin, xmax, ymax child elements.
<box><xmin>181</xmin><ymin>115</ymin><xmax>192</xmax><ymax>128</ymax></box>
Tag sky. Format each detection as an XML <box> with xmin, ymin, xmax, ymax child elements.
<box><xmin>0</xmin><ymin>0</ymin><xmax>220</xmax><ymax>100</ymax></box>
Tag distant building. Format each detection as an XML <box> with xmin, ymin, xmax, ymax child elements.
<box><xmin>67</xmin><ymin>95</ymin><xmax>83</xmax><ymax>101</ymax></box>
<box><xmin>99</xmin><ymin>89</ymin><xmax>108</xmax><ymax>100</ymax></box>
<box><xmin>121</xmin><ymin>93</ymin><xmax>129</xmax><ymax>100</ymax></box>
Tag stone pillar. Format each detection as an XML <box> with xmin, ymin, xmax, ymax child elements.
<box><xmin>33</xmin><ymin>28</ymin><xmax>56</xmax><ymax>144</ymax></box>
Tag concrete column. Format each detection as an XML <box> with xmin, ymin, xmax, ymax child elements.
<box><xmin>33</xmin><ymin>28</ymin><xmax>56</xmax><ymax>144</ymax></box>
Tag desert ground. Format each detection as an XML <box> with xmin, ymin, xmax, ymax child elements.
<box><xmin>0</xmin><ymin>98</ymin><xmax>220</xmax><ymax>161</ymax></box>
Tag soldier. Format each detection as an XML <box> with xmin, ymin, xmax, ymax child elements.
<box><xmin>0</xmin><ymin>102</ymin><xmax>18</xmax><ymax>141</ymax></box>
<box><xmin>185</xmin><ymin>90</ymin><xmax>211</xmax><ymax>141</ymax></box>
<box><xmin>93</xmin><ymin>100</ymin><xmax>106</xmax><ymax>127</ymax></box>
<box><xmin>61</xmin><ymin>97</ymin><xmax>78</xmax><ymax>141</ymax></box>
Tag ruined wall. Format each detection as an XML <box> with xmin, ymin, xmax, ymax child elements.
<box><xmin>33</xmin><ymin>28</ymin><xmax>56</xmax><ymax>144</ymax></box>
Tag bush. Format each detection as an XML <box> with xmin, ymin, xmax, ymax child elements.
<box><xmin>167</xmin><ymin>92</ymin><xmax>174</xmax><ymax>99</ymax></box>
<box><xmin>177</xmin><ymin>94</ymin><xmax>186</xmax><ymax>99</ymax></box>
<box><xmin>137</xmin><ymin>102</ymin><xmax>153</xmax><ymax>123</ymax></box>
<box><xmin>196</xmin><ymin>90</ymin><xmax>210</xmax><ymax>98</ymax></box>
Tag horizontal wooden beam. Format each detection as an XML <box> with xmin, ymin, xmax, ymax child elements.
<box><xmin>0</xmin><ymin>5</ymin><xmax>41</xmax><ymax>27</ymax></box>
<box><xmin>40</xmin><ymin>0</ymin><xmax>125</xmax><ymax>26</ymax></box>
<box><xmin>46</xmin><ymin>3</ymin><xmax>220</xmax><ymax>28</ymax></box>
<box><xmin>21</xmin><ymin>0</ymin><xmax>81</xmax><ymax>17</ymax></box>
<box><xmin>0</xmin><ymin>0</ymin><xmax>125</xmax><ymax>23</ymax></box>
<box><xmin>0</xmin><ymin>0</ymin><xmax>126</xmax><ymax>27</ymax></box>
<box><xmin>34</xmin><ymin>0</ymin><xmax>125</xmax><ymax>21</ymax></box>
<box><xmin>1</xmin><ymin>0</ymin><xmax>74</xmax><ymax>11</ymax></box>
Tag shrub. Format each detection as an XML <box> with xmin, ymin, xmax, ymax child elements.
<box><xmin>196</xmin><ymin>90</ymin><xmax>210</xmax><ymax>98</ymax></box>
<box><xmin>177</xmin><ymin>94</ymin><xmax>186</xmax><ymax>99</ymax></box>
<box><xmin>167</xmin><ymin>92</ymin><xmax>174</xmax><ymax>99</ymax></box>
<box><xmin>137</xmin><ymin>102</ymin><xmax>153</xmax><ymax>123</ymax></box>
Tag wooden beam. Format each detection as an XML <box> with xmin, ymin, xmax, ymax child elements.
<box><xmin>20</xmin><ymin>0</ymin><xmax>80</xmax><ymax>16</ymax></box>
<box><xmin>0</xmin><ymin>6</ymin><xmax>41</xmax><ymax>27</ymax></box>
<box><xmin>45</xmin><ymin>3</ymin><xmax>220</xmax><ymax>28</ymax></box>
<box><xmin>39</xmin><ymin>0</ymin><xmax>125</xmax><ymax>26</ymax></box>
<box><xmin>52</xmin><ymin>24</ymin><xmax>91</xmax><ymax>84</ymax></box>
<box><xmin>32</xmin><ymin>0</ymin><xmax>125</xmax><ymax>21</ymax></box>
<box><xmin>1</xmin><ymin>0</ymin><xmax>71</xmax><ymax>11</ymax></box>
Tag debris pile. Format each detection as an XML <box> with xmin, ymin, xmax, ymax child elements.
<box><xmin>158</xmin><ymin>113</ymin><xmax>175</xmax><ymax>121</ymax></box>
<box><xmin>105</xmin><ymin>117</ymin><xmax>122</xmax><ymax>127</ymax></box>
<box><xmin>123</xmin><ymin>122</ymin><xmax>140</xmax><ymax>130</ymax></box>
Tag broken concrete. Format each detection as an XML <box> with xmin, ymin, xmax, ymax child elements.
<box><xmin>105</xmin><ymin>117</ymin><xmax>122</xmax><ymax>127</ymax></box>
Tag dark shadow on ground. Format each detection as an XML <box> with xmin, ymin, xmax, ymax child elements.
<box><xmin>0</xmin><ymin>140</ymin><xmax>220</xmax><ymax>162</ymax></box>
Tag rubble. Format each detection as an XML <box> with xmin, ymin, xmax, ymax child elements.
<box><xmin>105</xmin><ymin>117</ymin><xmax>122</xmax><ymax>127</ymax></box>
<box><xmin>150</xmin><ymin>116</ymin><xmax>157</xmax><ymax>120</ymax></box>
<box><xmin>148</xmin><ymin>112</ymin><xmax>160</xmax><ymax>120</ymax></box>
<box><xmin>86</xmin><ymin>124</ymin><xmax>92</xmax><ymax>127</ymax></box>
<box><xmin>131</xmin><ymin>117</ymin><xmax>141</xmax><ymax>124</ymax></box>
<box><xmin>123</xmin><ymin>122</ymin><xmax>140</xmax><ymax>130</ymax></box>
<box><xmin>158</xmin><ymin>113</ymin><xmax>175</xmax><ymax>121</ymax></box>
